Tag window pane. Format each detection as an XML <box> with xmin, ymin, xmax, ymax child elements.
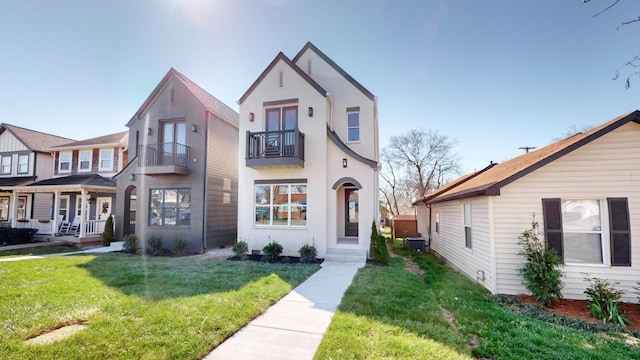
<box><xmin>347</xmin><ymin>113</ymin><xmax>359</xmax><ymax>127</ymax></box>
<box><xmin>273</xmin><ymin>185</ymin><xmax>289</xmax><ymax>205</ymax></box>
<box><xmin>562</xmin><ymin>200</ymin><xmax>601</xmax><ymax>231</ymax></box>
<box><xmin>164</xmin><ymin>190</ymin><xmax>177</xmax><ymax>225</ymax></box>
<box><xmin>283</xmin><ymin>108</ymin><xmax>297</xmax><ymax>130</ymax></box>
<box><xmin>464</xmin><ymin>203</ymin><xmax>471</xmax><ymax>226</ymax></box>
<box><xmin>273</xmin><ymin>204</ymin><xmax>290</xmax><ymax>225</ymax></box>
<box><xmin>176</xmin><ymin>123</ymin><xmax>186</xmax><ymax>144</ymax></box>
<box><xmin>348</xmin><ymin>128</ymin><xmax>360</xmax><ymax>142</ymax></box>
<box><xmin>255</xmin><ymin>206</ymin><xmax>270</xmax><ymax>225</ymax></box>
<box><xmin>266</xmin><ymin>109</ymin><xmax>281</xmax><ymax>131</ymax></box>
<box><xmin>255</xmin><ymin>185</ymin><xmax>270</xmax><ymax>205</ymax></box>
<box><xmin>100</xmin><ymin>149</ymin><xmax>112</xmax><ymax>169</ymax></box>
<box><xmin>564</xmin><ymin>233</ymin><xmax>603</xmax><ymax>263</ymax></box>
<box><xmin>177</xmin><ymin>190</ymin><xmax>190</xmax><ymax>225</ymax></box>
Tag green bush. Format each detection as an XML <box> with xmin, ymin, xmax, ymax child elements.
<box><xmin>584</xmin><ymin>276</ymin><xmax>630</xmax><ymax>326</ymax></box>
<box><xmin>1</xmin><ymin>228</ymin><xmax>38</xmax><ymax>245</ymax></box>
<box><xmin>232</xmin><ymin>240</ymin><xmax>249</xmax><ymax>257</ymax></box>
<box><xmin>635</xmin><ymin>281</ymin><xmax>640</xmax><ymax>308</ymax></box>
<box><xmin>369</xmin><ymin>221</ymin><xmax>380</xmax><ymax>260</ymax></box>
<box><xmin>298</xmin><ymin>243</ymin><xmax>317</xmax><ymax>263</ymax></box>
<box><xmin>378</xmin><ymin>233</ymin><xmax>389</xmax><ymax>264</ymax></box>
<box><xmin>263</xmin><ymin>241</ymin><xmax>283</xmax><ymax>261</ymax></box>
<box><xmin>102</xmin><ymin>215</ymin><xmax>114</xmax><ymax>246</ymax></box>
<box><xmin>148</xmin><ymin>235</ymin><xmax>163</xmax><ymax>255</ymax></box>
<box><xmin>122</xmin><ymin>234</ymin><xmax>137</xmax><ymax>253</ymax></box>
<box><xmin>172</xmin><ymin>236</ymin><xmax>187</xmax><ymax>256</ymax></box>
<box><xmin>517</xmin><ymin>219</ymin><xmax>563</xmax><ymax>307</ymax></box>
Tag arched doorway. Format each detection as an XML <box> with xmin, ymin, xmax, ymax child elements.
<box><xmin>124</xmin><ymin>185</ymin><xmax>137</xmax><ymax>236</ymax></box>
<box><xmin>332</xmin><ymin>177</ymin><xmax>363</xmax><ymax>243</ymax></box>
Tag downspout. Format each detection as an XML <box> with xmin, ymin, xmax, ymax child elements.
<box><xmin>427</xmin><ymin>203</ymin><xmax>432</xmax><ymax>242</ymax></box>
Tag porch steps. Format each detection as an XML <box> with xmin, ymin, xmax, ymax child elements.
<box><xmin>325</xmin><ymin>248</ymin><xmax>366</xmax><ymax>263</ymax></box>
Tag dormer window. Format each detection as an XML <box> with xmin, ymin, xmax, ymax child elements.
<box><xmin>99</xmin><ymin>149</ymin><xmax>113</xmax><ymax>171</ymax></box>
<box><xmin>1</xmin><ymin>156</ymin><xmax>11</xmax><ymax>175</ymax></box>
<box><xmin>79</xmin><ymin>150</ymin><xmax>92</xmax><ymax>172</ymax></box>
<box><xmin>17</xmin><ymin>155</ymin><xmax>28</xmax><ymax>174</ymax></box>
<box><xmin>59</xmin><ymin>152</ymin><xmax>71</xmax><ymax>173</ymax></box>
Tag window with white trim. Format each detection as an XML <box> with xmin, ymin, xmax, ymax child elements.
<box><xmin>59</xmin><ymin>152</ymin><xmax>71</xmax><ymax>173</ymax></box>
<box><xmin>79</xmin><ymin>150</ymin><xmax>92</xmax><ymax>172</ymax></box>
<box><xmin>463</xmin><ymin>202</ymin><xmax>472</xmax><ymax>248</ymax></box>
<box><xmin>17</xmin><ymin>154</ymin><xmax>28</xmax><ymax>174</ymax></box>
<box><xmin>99</xmin><ymin>149</ymin><xmax>113</xmax><ymax>171</ymax></box>
<box><xmin>149</xmin><ymin>188</ymin><xmax>191</xmax><ymax>226</ymax></box>
<box><xmin>1</xmin><ymin>156</ymin><xmax>11</xmax><ymax>175</ymax></box>
<box><xmin>255</xmin><ymin>183</ymin><xmax>307</xmax><ymax>227</ymax></box>
<box><xmin>561</xmin><ymin>200</ymin><xmax>603</xmax><ymax>264</ymax></box>
<box><xmin>347</xmin><ymin>111</ymin><xmax>360</xmax><ymax>142</ymax></box>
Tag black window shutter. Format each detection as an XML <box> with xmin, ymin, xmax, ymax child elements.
<box><xmin>542</xmin><ymin>198</ymin><xmax>563</xmax><ymax>259</ymax></box>
<box><xmin>608</xmin><ymin>198</ymin><xmax>631</xmax><ymax>266</ymax></box>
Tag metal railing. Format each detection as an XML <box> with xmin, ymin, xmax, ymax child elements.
<box><xmin>138</xmin><ymin>142</ymin><xmax>190</xmax><ymax>168</ymax></box>
<box><xmin>246</xmin><ymin>129</ymin><xmax>305</xmax><ymax>160</ymax></box>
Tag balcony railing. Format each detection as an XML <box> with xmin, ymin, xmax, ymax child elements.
<box><xmin>137</xmin><ymin>142</ymin><xmax>190</xmax><ymax>175</ymax></box>
<box><xmin>246</xmin><ymin>129</ymin><xmax>305</xmax><ymax>168</ymax></box>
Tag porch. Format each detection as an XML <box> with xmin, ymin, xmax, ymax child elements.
<box><xmin>14</xmin><ymin>217</ymin><xmax>112</xmax><ymax>238</ymax></box>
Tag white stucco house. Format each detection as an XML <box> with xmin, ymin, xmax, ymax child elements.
<box><xmin>414</xmin><ymin>110</ymin><xmax>640</xmax><ymax>302</ymax></box>
<box><xmin>237</xmin><ymin>42</ymin><xmax>380</xmax><ymax>261</ymax></box>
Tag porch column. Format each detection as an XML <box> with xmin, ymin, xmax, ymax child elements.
<box><xmin>9</xmin><ymin>191</ymin><xmax>18</xmax><ymax>227</ymax></box>
<box><xmin>79</xmin><ymin>190</ymin><xmax>87</xmax><ymax>238</ymax></box>
<box><xmin>53</xmin><ymin>191</ymin><xmax>61</xmax><ymax>234</ymax></box>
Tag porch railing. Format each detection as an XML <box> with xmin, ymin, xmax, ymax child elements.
<box><xmin>13</xmin><ymin>218</ymin><xmax>112</xmax><ymax>238</ymax></box>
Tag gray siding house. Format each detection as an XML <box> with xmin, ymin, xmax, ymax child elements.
<box><xmin>114</xmin><ymin>68</ymin><xmax>239</xmax><ymax>253</ymax></box>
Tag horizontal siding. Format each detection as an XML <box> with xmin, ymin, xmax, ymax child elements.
<box><xmin>431</xmin><ymin>197</ymin><xmax>494</xmax><ymax>292</ymax></box>
<box><xmin>493</xmin><ymin>122</ymin><xmax>640</xmax><ymax>302</ymax></box>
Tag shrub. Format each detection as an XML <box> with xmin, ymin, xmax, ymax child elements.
<box><xmin>584</xmin><ymin>276</ymin><xmax>630</xmax><ymax>326</ymax></box>
<box><xmin>148</xmin><ymin>235</ymin><xmax>163</xmax><ymax>255</ymax></box>
<box><xmin>102</xmin><ymin>215</ymin><xmax>114</xmax><ymax>246</ymax></box>
<box><xmin>517</xmin><ymin>219</ymin><xmax>563</xmax><ymax>307</ymax></box>
<box><xmin>369</xmin><ymin>221</ymin><xmax>380</xmax><ymax>260</ymax></box>
<box><xmin>378</xmin><ymin>233</ymin><xmax>389</xmax><ymax>264</ymax></box>
<box><xmin>263</xmin><ymin>241</ymin><xmax>283</xmax><ymax>261</ymax></box>
<box><xmin>635</xmin><ymin>281</ymin><xmax>640</xmax><ymax>308</ymax></box>
<box><xmin>298</xmin><ymin>243</ymin><xmax>317</xmax><ymax>263</ymax></box>
<box><xmin>4</xmin><ymin>228</ymin><xmax>38</xmax><ymax>245</ymax></box>
<box><xmin>122</xmin><ymin>234</ymin><xmax>137</xmax><ymax>253</ymax></box>
<box><xmin>232</xmin><ymin>240</ymin><xmax>249</xmax><ymax>257</ymax></box>
<box><xmin>172</xmin><ymin>236</ymin><xmax>187</xmax><ymax>256</ymax></box>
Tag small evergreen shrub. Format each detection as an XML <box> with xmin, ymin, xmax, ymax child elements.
<box><xmin>378</xmin><ymin>233</ymin><xmax>389</xmax><ymax>264</ymax></box>
<box><xmin>517</xmin><ymin>219</ymin><xmax>563</xmax><ymax>307</ymax></box>
<box><xmin>584</xmin><ymin>276</ymin><xmax>630</xmax><ymax>326</ymax></box>
<box><xmin>172</xmin><ymin>236</ymin><xmax>187</xmax><ymax>256</ymax></box>
<box><xmin>369</xmin><ymin>221</ymin><xmax>380</xmax><ymax>260</ymax></box>
<box><xmin>263</xmin><ymin>241</ymin><xmax>283</xmax><ymax>261</ymax></box>
<box><xmin>101</xmin><ymin>215</ymin><xmax>114</xmax><ymax>246</ymax></box>
<box><xmin>148</xmin><ymin>235</ymin><xmax>163</xmax><ymax>256</ymax></box>
<box><xmin>298</xmin><ymin>243</ymin><xmax>317</xmax><ymax>263</ymax></box>
<box><xmin>233</xmin><ymin>240</ymin><xmax>249</xmax><ymax>257</ymax></box>
<box><xmin>122</xmin><ymin>234</ymin><xmax>137</xmax><ymax>253</ymax></box>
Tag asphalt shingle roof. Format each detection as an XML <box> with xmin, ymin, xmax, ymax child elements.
<box><xmin>50</xmin><ymin>131</ymin><xmax>128</xmax><ymax>149</ymax></box>
<box><xmin>0</xmin><ymin>124</ymin><xmax>75</xmax><ymax>152</ymax></box>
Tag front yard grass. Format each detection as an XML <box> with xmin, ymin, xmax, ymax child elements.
<box><xmin>0</xmin><ymin>245</ymin><xmax>79</xmax><ymax>258</ymax></box>
<box><xmin>315</xmin><ymin>243</ymin><xmax>640</xmax><ymax>360</ymax></box>
<box><xmin>0</xmin><ymin>253</ymin><xmax>319</xmax><ymax>359</ymax></box>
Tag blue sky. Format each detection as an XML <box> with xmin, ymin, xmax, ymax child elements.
<box><xmin>0</xmin><ymin>0</ymin><xmax>637</xmax><ymax>173</ymax></box>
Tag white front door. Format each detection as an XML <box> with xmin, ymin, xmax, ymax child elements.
<box><xmin>96</xmin><ymin>197</ymin><xmax>112</xmax><ymax>221</ymax></box>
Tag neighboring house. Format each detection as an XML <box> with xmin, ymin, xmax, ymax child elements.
<box><xmin>414</xmin><ymin>110</ymin><xmax>640</xmax><ymax>302</ymax></box>
<box><xmin>8</xmin><ymin>131</ymin><xmax>128</xmax><ymax>237</ymax></box>
<box><xmin>114</xmin><ymin>68</ymin><xmax>239</xmax><ymax>253</ymax></box>
<box><xmin>237</xmin><ymin>42</ymin><xmax>379</xmax><ymax>261</ymax></box>
<box><xmin>0</xmin><ymin>123</ymin><xmax>75</xmax><ymax>229</ymax></box>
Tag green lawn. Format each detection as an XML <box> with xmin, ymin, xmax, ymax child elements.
<box><xmin>0</xmin><ymin>253</ymin><xmax>319</xmax><ymax>359</ymax></box>
<box><xmin>0</xmin><ymin>245</ymin><xmax>79</xmax><ymax>258</ymax></box>
<box><xmin>315</xmin><ymin>243</ymin><xmax>640</xmax><ymax>360</ymax></box>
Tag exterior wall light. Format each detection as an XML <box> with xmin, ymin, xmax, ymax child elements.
<box><xmin>308</xmin><ymin>107</ymin><xmax>313</xmax><ymax>117</ymax></box>
<box><xmin>191</xmin><ymin>124</ymin><xmax>197</xmax><ymax>132</ymax></box>
<box><xmin>147</xmin><ymin>127</ymin><xmax>152</xmax><ymax>136</ymax></box>
<box><xmin>249</xmin><ymin>112</ymin><xmax>254</xmax><ymax>122</ymax></box>
<box><xmin>343</xmin><ymin>158</ymin><xmax>347</xmax><ymax>168</ymax></box>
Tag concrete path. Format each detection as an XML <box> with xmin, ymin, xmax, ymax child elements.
<box><xmin>203</xmin><ymin>260</ymin><xmax>365</xmax><ymax>360</ymax></box>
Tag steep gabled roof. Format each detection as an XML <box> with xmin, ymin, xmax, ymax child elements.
<box><xmin>427</xmin><ymin>110</ymin><xmax>640</xmax><ymax>204</ymax></box>
<box><xmin>49</xmin><ymin>131</ymin><xmax>128</xmax><ymax>150</ymax></box>
<box><xmin>238</xmin><ymin>51</ymin><xmax>327</xmax><ymax>104</ymax></box>
<box><xmin>0</xmin><ymin>124</ymin><xmax>75</xmax><ymax>152</ymax></box>
<box><xmin>292</xmin><ymin>41</ymin><xmax>375</xmax><ymax>101</ymax></box>
<box><xmin>128</xmin><ymin>68</ymin><xmax>239</xmax><ymax>128</ymax></box>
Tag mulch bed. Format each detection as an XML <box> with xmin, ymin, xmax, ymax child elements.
<box><xmin>227</xmin><ymin>255</ymin><xmax>324</xmax><ymax>264</ymax></box>
<box><xmin>513</xmin><ymin>294</ymin><xmax>640</xmax><ymax>332</ymax></box>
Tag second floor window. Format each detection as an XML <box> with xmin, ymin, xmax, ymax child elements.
<box><xmin>464</xmin><ymin>202</ymin><xmax>472</xmax><ymax>249</ymax></box>
<box><xmin>59</xmin><ymin>152</ymin><xmax>71</xmax><ymax>172</ymax></box>
<box><xmin>17</xmin><ymin>155</ymin><xmax>28</xmax><ymax>174</ymax></box>
<box><xmin>347</xmin><ymin>111</ymin><xmax>360</xmax><ymax>142</ymax></box>
<box><xmin>99</xmin><ymin>149</ymin><xmax>113</xmax><ymax>171</ymax></box>
<box><xmin>1</xmin><ymin>156</ymin><xmax>11</xmax><ymax>175</ymax></box>
<box><xmin>79</xmin><ymin>150</ymin><xmax>92</xmax><ymax>171</ymax></box>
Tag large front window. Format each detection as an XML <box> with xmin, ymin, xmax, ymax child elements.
<box><xmin>149</xmin><ymin>188</ymin><xmax>190</xmax><ymax>226</ymax></box>
<box><xmin>562</xmin><ymin>200</ymin><xmax>603</xmax><ymax>264</ymax></box>
<box><xmin>255</xmin><ymin>182</ymin><xmax>307</xmax><ymax>227</ymax></box>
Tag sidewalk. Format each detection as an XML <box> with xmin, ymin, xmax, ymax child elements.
<box><xmin>204</xmin><ymin>260</ymin><xmax>365</xmax><ymax>360</ymax></box>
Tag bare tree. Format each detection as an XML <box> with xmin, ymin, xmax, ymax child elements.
<box><xmin>582</xmin><ymin>0</ymin><xmax>640</xmax><ymax>88</ymax></box>
<box><xmin>382</xmin><ymin>129</ymin><xmax>461</xmax><ymax>210</ymax></box>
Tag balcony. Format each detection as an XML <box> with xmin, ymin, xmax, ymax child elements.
<box><xmin>246</xmin><ymin>129</ymin><xmax>305</xmax><ymax>168</ymax></box>
<box><xmin>137</xmin><ymin>142</ymin><xmax>190</xmax><ymax>175</ymax></box>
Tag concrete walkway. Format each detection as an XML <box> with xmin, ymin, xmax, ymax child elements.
<box><xmin>204</xmin><ymin>260</ymin><xmax>365</xmax><ymax>360</ymax></box>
